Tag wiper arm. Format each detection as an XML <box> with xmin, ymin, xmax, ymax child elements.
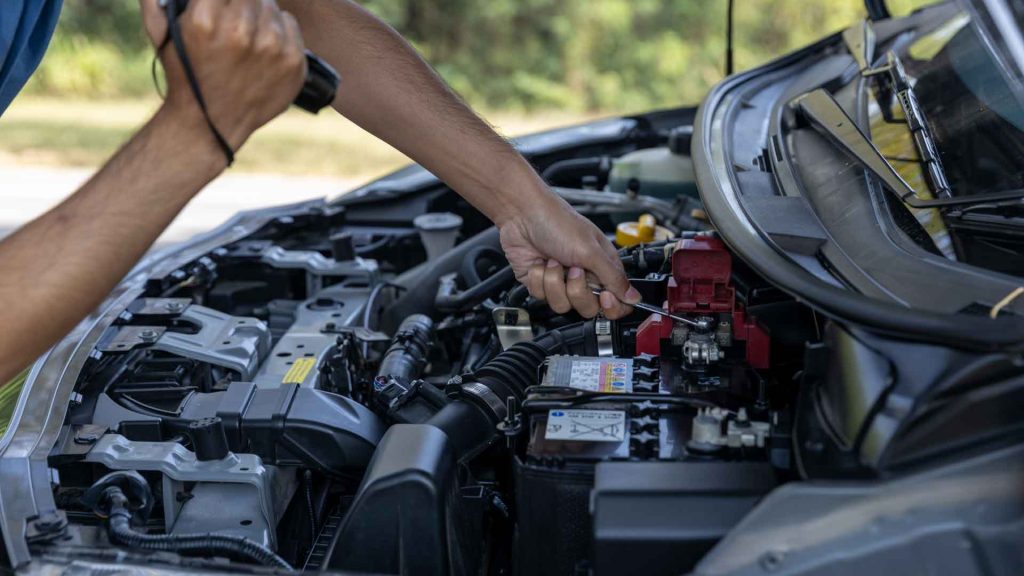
<box><xmin>864</xmin><ymin>51</ymin><xmax>954</xmax><ymax>198</ymax></box>
<box><xmin>795</xmin><ymin>88</ymin><xmax>1024</xmax><ymax>208</ymax></box>
<box><xmin>842</xmin><ymin>19</ymin><xmax>877</xmax><ymax>72</ymax></box>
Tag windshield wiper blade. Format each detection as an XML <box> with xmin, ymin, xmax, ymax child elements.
<box><xmin>865</xmin><ymin>51</ymin><xmax>954</xmax><ymax>198</ymax></box>
<box><xmin>796</xmin><ymin>88</ymin><xmax>1024</xmax><ymax>208</ymax></box>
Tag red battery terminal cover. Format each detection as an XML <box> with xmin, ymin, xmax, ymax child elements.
<box><xmin>635</xmin><ymin>236</ymin><xmax>770</xmax><ymax>369</ymax></box>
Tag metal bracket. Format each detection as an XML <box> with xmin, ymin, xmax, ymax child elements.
<box><xmin>96</xmin><ymin>326</ymin><xmax>166</xmax><ymax>353</ymax></box>
<box><xmin>125</xmin><ymin>298</ymin><xmax>191</xmax><ymax>317</ymax></box>
<box><xmin>153</xmin><ymin>305</ymin><xmax>271</xmax><ymax>380</ymax></box>
<box><xmin>84</xmin><ymin>434</ymin><xmax>279</xmax><ymax>547</ymax></box>
<box><xmin>492</xmin><ymin>307</ymin><xmax>534</xmax><ymax>350</ymax></box>
<box><xmin>260</xmin><ymin>245</ymin><xmax>380</xmax><ymax>296</ymax></box>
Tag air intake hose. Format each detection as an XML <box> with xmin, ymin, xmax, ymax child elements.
<box><xmin>429</xmin><ymin>322</ymin><xmax>589</xmax><ymax>459</ymax></box>
<box><xmin>377</xmin><ymin>314</ymin><xmax>433</xmax><ymax>384</ymax></box>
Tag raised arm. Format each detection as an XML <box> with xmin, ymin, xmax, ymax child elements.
<box><xmin>279</xmin><ymin>0</ymin><xmax>642</xmax><ymax>319</ymax></box>
<box><xmin>0</xmin><ymin>0</ymin><xmax>305</xmax><ymax>384</ymax></box>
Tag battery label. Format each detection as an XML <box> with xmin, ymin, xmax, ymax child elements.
<box><xmin>543</xmin><ymin>356</ymin><xmax>633</xmax><ymax>393</ymax></box>
<box><xmin>544</xmin><ymin>409</ymin><xmax>626</xmax><ymax>442</ymax></box>
<box><xmin>569</xmin><ymin>359</ymin><xmax>631</xmax><ymax>393</ymax></box>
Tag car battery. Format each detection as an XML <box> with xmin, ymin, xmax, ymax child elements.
<box><xmin>527</xmin><ymin>355</ymin><xmax>690</xmax><ymax>461</ymax></box>
<box><xmin>514</xmin><ymin>355</ymin><xmax>690</xmax><ymax>576</ymax></box>
<box><xmin>513</xmin><ymin>354</ymin><xmax>775</xmax><ymax>576</ymax></box>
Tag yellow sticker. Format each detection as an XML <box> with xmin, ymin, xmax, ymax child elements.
<box><xmin>282</xmin><ymin>357</ymin><xmax>316</xmax><ymax>384</ymax></box>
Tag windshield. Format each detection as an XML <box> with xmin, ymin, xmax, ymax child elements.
<box><xmin>907</xmin><ymin>7</ymin><xmax>1024</xmax><ymax>197</ymax></box>
<box><xmin>864</xmin><ymin>2</ymin><xmax>1024</xmax><ymax>274</ymax></box>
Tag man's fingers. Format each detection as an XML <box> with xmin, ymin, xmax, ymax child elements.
<box><xmin>543</xmin><ymin>260</ymin><xmax>572</xmax><ymax>314</ymax></box>
<box><xmin>254</xmin><ymin>0</ymin><xmax>286</xmax><ymax>54</ymax></box>
<box><xmin>566</xmin><ymin>266</ymin><xmax>600</xmax><ymax>318</ymax></box>
<box><xmin>222</xmin><ymin>0</ymin><xmax>260</xmax><ymax>49</ymax></box>
<box><xmin>279</xmin><ymin>11</ymin><xmax>308</xmax><ymax>70</ymax></box>
<box><xmin>525</xmin><ymin>264</ymin><xmax>547</xmax><ymax>302</ymax></box>
<box><xmin>591</xmin><ymin>251</ymin><xmax>641</xmax><ymax>305</ymax></box>
<box><xmin>138</xmin><ymin>0</ymin><xmax>167</xmax><ymax>46</ymax></box>
<box><xmin>186</xmin><ymin>0</ymin><xmax>220</xmax><ymax>37</ymax></box>
<box><xmin>599</xmin><ymin>290</ymin><xmax>633</xmax><ymax>320</ymax></box>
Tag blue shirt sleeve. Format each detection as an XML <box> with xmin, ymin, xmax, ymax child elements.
<box><xmin>0</xmin><ymin>0</ymin><xmax>63</xmax><ymax>116</ymax></box>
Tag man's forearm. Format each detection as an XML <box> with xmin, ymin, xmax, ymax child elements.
<box><xmin>0</xmin><ymin>106</ymin><xmax>222</xmax><ymax>383</ymax></box>
<box><xmin>281</xmin><ymin>0</ymin><xmax>555</xmax><ymax>225</ymax></box>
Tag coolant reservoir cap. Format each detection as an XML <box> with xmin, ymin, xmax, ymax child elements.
<box><xmin>414</xmin><ymin>212</ymin><xmax>463</xmax><ymax>261</ymax></box>
<box><xmin>615</xmin><ymin>213</ymin><xmax>672</xmax><ymax>247</ymax></box>
<box><xmin>413</xmin><ymin>212</ymin><xmax>462</xmax><ymax>232</ymax></box>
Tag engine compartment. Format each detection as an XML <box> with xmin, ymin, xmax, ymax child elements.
<box><xmin>38</xmin><ymin>129</ymin><xmax>826</xmax><ymax>575</ymax></box>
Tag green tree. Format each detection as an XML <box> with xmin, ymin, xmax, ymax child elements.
<box><xmin>26</xmin><ymin>0</ymin><xmax>937</xmax><ymax>111</ymax></box>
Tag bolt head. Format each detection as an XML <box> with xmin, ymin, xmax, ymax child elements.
<box><xmin>74</xmin><ymin>432</ymin><xmax>101</xmax><ymax>445</ymax></box>
<box><xmin>33</xmin><ymin>511</ymin><xmax>64</xmax><ymax>533</ymax></box>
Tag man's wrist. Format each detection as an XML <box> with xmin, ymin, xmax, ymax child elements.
<box><xmin>150</xmin><ymin>100</ymin><xmax>230</xmax><ymax>180</ymax></box>
<box><xmin>487</xmin><ymin>156</ymin><xmax>559</xmax><ymax>227</ymax></box>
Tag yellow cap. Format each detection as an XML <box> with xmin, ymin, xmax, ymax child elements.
<box><xmin>615</xmin><ymin>213</ymin><xmax>671</xmax><ymax>247</ymax></box>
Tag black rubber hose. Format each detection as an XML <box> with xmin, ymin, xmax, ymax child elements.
<box><xmin>505</xmin><ymin>283</ymin><xmax>530</xmax><ymax>307</ymax></box>
<box><xmin>383</xmin><ymin>227</ymin><xmax>501</xmax><ymax>331</ymax></box>
<box><xmin>105</xmin><ymin>492</ymin><xmax>292</xmax><ymax>570</ymax></box>
<box><xmin>460</xmin><ymin>246</ymin><xmax>507</xmax><ymax>287</ymax></box>
<box><xmin>540</xmin><ymin>156</ymin><xmax>611</xmax><ymax>187</ymax></box>
<box><xmin>434</xmin><ymin>265</ymin><xmax>516</xmax><ymax>312</ymax></box>
<box><xmin>377</xmin><ymin>314</ymin><xmax>433</xmax><ymax>383</ymax></box>
<box><xmin>427</xmin><ymin>322</ymin><xmax>589</xmax><ymax>459</ymax></box>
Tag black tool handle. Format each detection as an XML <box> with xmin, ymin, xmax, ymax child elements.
<box><xmin>165</xmin><ymin>0</ymin><xmax>339</xmax><ymax>113</ymax></box>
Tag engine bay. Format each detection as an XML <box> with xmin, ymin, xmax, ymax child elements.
<box><xmin>36</xmin><ymin>129</ymin><xmax>824</xmax><ymax>575</ymax></box>
<box><xmin>9</xmin><ymin>8</ymin><xmax>1024</xmax><ymax>573</ymax></box>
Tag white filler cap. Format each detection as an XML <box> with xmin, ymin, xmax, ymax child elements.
<box><xmin>414</xmin><ymin>212</ymin><xmax>463</xmax><ymax>261</ymax></box>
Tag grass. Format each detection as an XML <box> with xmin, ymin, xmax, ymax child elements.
<box><xmin>0</xmin><ymin>97</ymin><xmax>597</xmax><ymax>179</ymax></box>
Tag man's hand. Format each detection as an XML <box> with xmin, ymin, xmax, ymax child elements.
<box><xmin>0</xmin><ymin>1</ymin><xmax>312</xmax><ymax>384</ymax></box>
<box><xmin>140</xmin><ymin>0</ymin><xmax>307</xmax><ymax>153</ymax></box>
<box><xmin>498</xmin><ymin>192</ymin><xmax>641</xmax><ymax>320</ymax></box>
<box><xmin>279</xmin><ymin>0</ymin><xmax>641</xmax><ymax>319</ymax></box>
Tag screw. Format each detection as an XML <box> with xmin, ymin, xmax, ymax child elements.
<box><xmin>74</xmin><ymin>431</ymin><xmax>101</xmax><ymax>445</ymax></box>
<box><xmin>165</xmin><ymin>301</ymin><xmax>185</xmax><ymax>312</ymax></box>
<box><xmin>139</xmin><ymin>329</ymin><xmax>159</xmax><ymax>342</ymax></box>
<box><xmin>445</xmin><ymin>375</ymin><xmax>464</xmax><ymax>399</ymax></box>
<box><xmin>759</xmin><ymin>550</ymin><xmax>785</xmax><ymax>571</ymax></box>
<box><xmin>34</xmin><ymin>511</ymin><xmax>65</xmax><ymax>534</ymax></box>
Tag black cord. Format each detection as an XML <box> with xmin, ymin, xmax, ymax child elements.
<box><xmin>163</xmin><ymin>0</ymin><xmax>235</xmax><ymax>166</ymax></box>
<box><xmin>105</xmin><ymin>492</ymin><xmax>291</xmax><ymax>570</ymax></box>
<box><xmin>725</xmin><ymin>0</ymin><xmax>735</xmax><ymax>76</ymax></box>
<box><xmin>304</xmin><ymin>470</ymin><xmax>318</xmax><ymax>542</ymax></box>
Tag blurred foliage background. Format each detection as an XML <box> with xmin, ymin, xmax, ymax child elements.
<box><xmin>6</xmin><ymin>0</ymin><xmax>933</xmax><ymax>177</ymax></box>
<box><xmin>27</xmin><ymin>0</ymin><xmax>933</xmax><ymax>111</ymax></box>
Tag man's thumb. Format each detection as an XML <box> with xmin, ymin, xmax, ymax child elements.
<box><xmin>594</xmin><ymin>256</ymin><xmax>641</xmax><ymax>305</ymax></box>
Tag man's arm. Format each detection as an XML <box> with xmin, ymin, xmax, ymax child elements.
<box><xmin>0</xmin><ymin>108</ymin><xmax>221</xmax><ymax>383</ymax></box>
<box><xmin>280</xmin><ymin>1</ymin><xmax>642</xmax><ymax>319</ymax></box>
<box><xmin>0</xmin><ymin>0</ymin><xmax>307</xmax><ymax>384</ymax></box>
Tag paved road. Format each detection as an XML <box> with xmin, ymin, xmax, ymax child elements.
<box><xmin>0</xmin><ymin>164</ymin><xmax>361</xmax><ymax>246</ymax></box>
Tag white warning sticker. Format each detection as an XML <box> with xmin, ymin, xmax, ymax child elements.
<box><xmin>567</xmin><ymin>359</ymin><xmax>632</xmax><ymax>393</ymax></box>
<box><xmin>544</xmin><ymin>409</ymin><xmax>627</xmax><ymax>442</ymax></box>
